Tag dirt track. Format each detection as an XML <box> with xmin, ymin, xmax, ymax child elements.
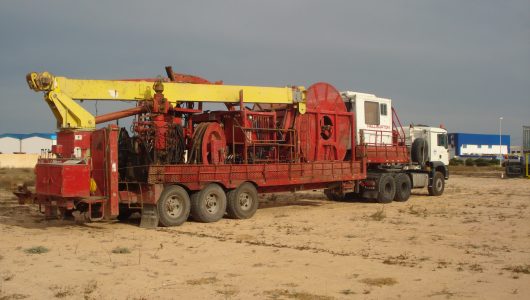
<box><xmin>0</xmin><ymin>175</ymin><xmax>529</xmax><ymax>299</ymax></box>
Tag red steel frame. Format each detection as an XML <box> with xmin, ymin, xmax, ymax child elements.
<box><xmin>357</xmin><ymin>107</ymin><xmax>409</xmax><ymax>164</ymax></box>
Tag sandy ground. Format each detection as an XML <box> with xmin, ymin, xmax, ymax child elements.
<box><xmin>0</xmin><ymin>175</ymin><xmax>529</xmax><ymax>299</ymax></box>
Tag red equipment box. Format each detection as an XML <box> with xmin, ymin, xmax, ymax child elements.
<box><xmin>35</xmin><ymin>160</ymin><xmax>90</xmax><ymax>197</ymax></box>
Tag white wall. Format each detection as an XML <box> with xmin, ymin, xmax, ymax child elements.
<box><xmin>21</xmin><ymin>137</ymin><xmax>53</xmax><ymax>154</ymax></box>
<box><xmin>0</xmin><ymin>137</ymin><xmax>21</xmax><ymax>153</ymax></box>
<box><xmin>460</xmin><ymin>144</ymin><xmax>508</xmax><ymax>156</ymax></box>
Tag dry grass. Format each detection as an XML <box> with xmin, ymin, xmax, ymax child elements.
<box><xmin>111</xmin><ymin>247</ymin><xmax>131</xmax><ymax>254</ymax></box>
<box><xmin>0</xmin><ymin>168</ymin><xmax>34</xmax><ymax>190</ymax></box>
<box><xmin>24</xmin><ymin>246</ymin><xmax>49</xmax><ymax>254</ymax></box>
<box><xmin>503</xmin><ymin>265</ymin><xmax>530</xmax><ymax>274</ymax></box>
<box><xmin>49</xmin><ymin>285</ymin><xmax>74</xmax><ymax>298</ymax></box>
<box><xmin>359</xmin><ymin>277</ymin><xmax>397</xmax><ymax>287</ymax></box>
<box><xmin>0</xmin><ymin>293</ymin><xmax>28</xmax><ymax>300</ymax></box>
<box><xmin>216</xmin><ymin>285</ymin><xmax>239</xmax><ymax>298</ymax></box>
<box><xmin>263</xmin><ymin>289</ymin><xmax>335</xmax><ymax>300</ymax></box>
<box><xmin>369</xmin><ymin>207</ymin><xmax>386</xmax><ymax>221</ymax></box>
<box><xmin>186</xmin><ymin>276</ymin><xmax>218</xmax><ymax>285</ymax></box>
<box><xmin>83</xmin><ymin>280</ymin><xmax>98</xmax><ymax>295</ymax></box>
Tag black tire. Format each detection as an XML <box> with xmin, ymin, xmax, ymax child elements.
<box><xmin>428</xmin><ymin>171</ymin><xmax>445</xmax><ymax>196</ymax></box>
<box><xmin>377</xmin><ymin>174</ymin><xmax>396</xmax><ymax>203</ymax></box>
<box><xmin>394</xmin><ymin>173</ymin><xmax>411</xmax><ymax>202</ymax></box>
<box><xmin>226</xmin><ymin>182</ymin><xmax>259</xmax><ymax>219</ymax></box>
<box><xmin>190</xmin><ymin>183</ymin><xmax>227</xmax><ymax>223</ymax></box>
<box><xmin>157</xmin><ymin>185</ymin><xmax>191</xmax><ymax>227</ymax></box>
<box><xmin>411</xmin><ymin>138</ymin><xmax>429</xmax><ymax>165</ymax></box>
<box><xmin>324</xmin><ymin>188</ymin><xmax>345</xmax><ymax>201</ymax></box>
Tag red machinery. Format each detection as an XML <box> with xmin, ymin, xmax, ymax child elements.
<box><xmin>22</xmin><ymin>67</ymin><xmax>446</xmax><ymax>228</ymax></box>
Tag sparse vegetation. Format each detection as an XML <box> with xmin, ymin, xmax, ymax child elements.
<box><xmin>216</xmin><ymin>285</ymin><xmax>239</xmax><ymax>298</ymax></box>
<box><xmin>0</xmin><ymin>293</ymin><xmax>28</xmax><ymax>300</ymax></box>
<box><xmin>359</xmin><ymin>277</ymin><xmax>397</xmax><ymax>287</ymax></box>
<box><xmin>428</xmin><ymin>288</ymin><xmax>457</xmax><ymax>298</ymax></box>
<box><xmin>83</xmin><ymin>280</ymin><xmax>98</xmax><ymax>295</ymax></box>
<box><xmin>49</xmin><ymin>285</ymin><xmax>74</xmax><ymax>298</ymax></box>
<box><xmin>111</xmin><ymin>247</ymin><xmax>131</xmax><ymax>254</ymax></box>
<box><xmin>469</xmin><ymin>263</ymin><xmax>484</xmax><ymax>272</ymax></box>
<box><xmin>0</xmin><ymin>168</ymin><xmax>35</xmax><ymax>189</ymax></box>
<box><xmin>449</xmin><ymin>158</ymin><xmax>463</xmax><ymax>166</ymax></box>
<box><xmin>263</xmin><ymin>289</ymin><xmax>335</xmax><ymax>300</ymax></box>
<box><xmin>186</xmin><ymin>276</ymin><xmax>218</xmax><ymax>285</ymax></box>
<box><xmin>503</xmin><ymin>265</ymin><xmax>530</xmax><ymax>275</ymax></box>
<box><xmin>339</xmin><ymin>289</ymin><xmax>356</xmax><ymax>295</ymax></box>
<box><xmin>369</xmin><ymin>207</ymin><xmax>386</xmax><ymax>221</ymax></box>
<box><xmin>24</xmin><ymin>246</ymin><xmax>49</xmax><ymax>254</ymax></box>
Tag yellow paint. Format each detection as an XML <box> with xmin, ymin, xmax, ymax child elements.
<box><xmin>27</xmin><ymin>72</ymin><xmax>306</xmax><ymax>129</ymax></box>
<box><xmin>90</xmin><ymin>178</ymin><xmax>97</xmax><ymax>194</ymax></box>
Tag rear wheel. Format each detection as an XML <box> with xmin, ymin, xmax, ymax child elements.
<box><xmin>394</xmin><ymin>173</ymin><xmax>411</xmax><ymax>202</ymax></box>
<box><xmin>377</xmin><ymin>174</ymin><xmax>396</xmax><ymax>203</ymax></box>
<box><xmin>191</xmin><ymin>183</ymin><xmax>227</xmax><ymax>223</ymax></box>
<box><xmin>428</xmin><ymin>171</ymin><xmax>445</xmax><ymax>196</ymax></box>
<box><xmin>157</xmin><ymin>185</ymin><xmax>191</xmax><ymax>227</ymax></box>
<box><xmin>226</xmin><ymin>182</ymin><xmax>259</xmax><ymax>219</ymax></box>
<box><xmin>324</xmin><ymin>188</ymin><xmax>345</xmax><ymax>201</ymax></box>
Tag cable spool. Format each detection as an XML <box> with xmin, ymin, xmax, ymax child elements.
<box><xmin>296</xmin><ymin>82</ymin><xmax>350</xmax><ymax>161</ymax></box>
<box><xmin>188</xmin><ymin>122</ymin><xmax>226</xmax><ymax>164</ymax></box>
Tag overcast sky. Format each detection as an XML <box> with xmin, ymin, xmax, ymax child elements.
<box><xmin>0</xmin><ymin>0</ymin><xmax>528</xmax><ymax>145</ymax></box>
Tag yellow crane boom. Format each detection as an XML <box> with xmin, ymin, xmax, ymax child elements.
<box><xmin>26</xmin><ymin>71</ymin><xmax>306</xmax><ymax>129</ymax></box>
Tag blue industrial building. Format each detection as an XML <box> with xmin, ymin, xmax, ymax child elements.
<box><xmin>448</xmin><ymin>133</ymin><xmax>510</xmax><ymax>158</ymax></box>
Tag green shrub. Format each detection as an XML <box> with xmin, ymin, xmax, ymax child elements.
<box><xmin>449</xmin><ymin>158</ymin><xmax>463</xmax><ymax>166</ymax></box>
<box><xmin>474</xmin><ymin>158</ymin><xmax>489</xmax><ymax>167</ymax></box>
<box><xmin>489</xmin><ymin>158</ymin><xmax>500</xmax><ymax>165</ymax></box>
<box><xmin>465</xmin><ymin>158</ymin><xmax>475</xmax><ymax>166</ymax></box>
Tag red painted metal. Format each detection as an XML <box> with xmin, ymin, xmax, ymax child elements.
<box><xmin>200</xmin><ymin>122</ymin><xmax>226</xmax><ymax>164</ymax></box>
<box><xmin>35</xmin><ymin>161</ymin><xmax>90</xmax><ymax>197</ymax></box>
<box><xmin>357</xmin><ymin>107</ymin><xmax>410</xmax><ymax>164</ymax></box>
<box><xmin>95</xmin><ymin>106</ymin><xmax>146</xmax><ymax>124</ymax></box>
<box><xmin>297</xmin><ymin>83</ymin><xmax>350</xmax><ymax>161</ymax></box>
<box><xmin>148</xmin><ymin>160</ymin><xmax>365</xmax><ymax>192</ymax></box>
<box><xmin>28</xmin><ymin>73</ymin><xmax>394</xmax><ymax>224</ymax></box>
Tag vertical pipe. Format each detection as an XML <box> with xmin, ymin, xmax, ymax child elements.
<box><xmin>499</xmin><ymin>117</ymin><xmax>503</xmax><ymax>167</ymax></box>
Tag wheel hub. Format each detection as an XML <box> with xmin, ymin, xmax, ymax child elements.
<box><xmin>436</xmin><ymin>179</ymin><xmax>443</xmax><ymax>190</ymax></box>
<box><xmin>205</xmin><ymin>193</ymin><xmax>218</xmax><ymax>213</ymax></box>
<box><xmin>238</xmin><ymin>192</ymin><xmax>252</xmax><ymax>211</ymax></box>
<box><xmin>166</xmin><ymin>196</ymin><xmax>182</xmax><ymax>218</ymax></box>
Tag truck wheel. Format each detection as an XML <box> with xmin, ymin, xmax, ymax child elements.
<box><xmin>157</xmin><ymin>185</ymin><xmax>191</xmax><ymax>227</ymax></box>
<box><xmin>377</xmin><ymin>174</ymin><xmax>396</xmax><ymax>203</ymax></box>
<box><xmin>428</xmin><ymin>171</ymin><xmax>445</xmax><ymax>196</ymax></box>
<box><xmin>191</xmin><ymin>183</ymin><xmax>227</xmax><ymax>223</ymax></box>
<box><xmin>411</xmin><ymin>138</ymin><xmax>428</xmax><ymax>165</ymax></box>
<box><xmin>394</xmin><ymin>173</ymin><xmax>411</xmax><ymax>202</ymax></box>
<box><xmin>324</xmin><ymin>188</ymin><xmax>345</xmax><ymax>201</ymax></box>
<box><xmin>226</xmin><ymin>182</ymin><xmax>259</xmax><ymax>219</ymax></box>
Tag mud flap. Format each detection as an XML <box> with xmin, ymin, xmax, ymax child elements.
<box><xmin>140</xmin><ymin>204</ymin><xmax>159</xmax><ymax>229</ymax></box>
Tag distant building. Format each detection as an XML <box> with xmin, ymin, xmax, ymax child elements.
<box><xmin>448</xmin><ymin>133</ymin><xmax>510</xmax><ymax>158</ymax></box>
<box><xmin>0</xmin><ymin>133</ymin><xmax>56</xmax><ymax>154</ymax></box>
<box><xmin>510</xmin><ymin>146</ymin><xmax>523</xmax><ymax>156</ymax></box>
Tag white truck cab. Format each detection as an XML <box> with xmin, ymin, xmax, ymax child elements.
<box><xmin>406</xmin><ymin>125</ymin><xmax>449</xmax><ymax>166</ymax></box>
